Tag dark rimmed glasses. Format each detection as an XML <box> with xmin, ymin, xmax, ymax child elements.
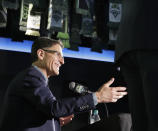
<box><xmin>42</xmin><ymin>49</ymin><xmax>64</xmax><ymax>60</ymax></box>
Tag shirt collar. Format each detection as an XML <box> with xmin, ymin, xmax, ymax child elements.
<box><xmin>32</xmin><ymin>65</ymin><xmax>48</xmax><ymax>84</ymax></box>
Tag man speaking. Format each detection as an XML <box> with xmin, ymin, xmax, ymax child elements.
<box><xmin>0</xmin><ymin>37</ymin><xmax>127</xmax><ymax>131</ymax></box>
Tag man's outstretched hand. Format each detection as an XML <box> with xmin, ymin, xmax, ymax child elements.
<box><xmin>95</xmin><ymin>78</ymin><xmax>127</xmax><ymax>103</ymax></box>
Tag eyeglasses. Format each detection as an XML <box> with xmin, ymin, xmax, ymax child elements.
<box><xmin>42</xmin><ymin>49</ymin><xmax>64</xmax><ymax>60</ymax></box>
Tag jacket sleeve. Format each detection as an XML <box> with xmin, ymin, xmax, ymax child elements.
<box><xmin>22</xmin><ymin>72</ymin><xmax>95</xmax><ymax>119</ymax></box>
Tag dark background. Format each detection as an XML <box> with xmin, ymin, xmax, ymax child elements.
<box><xmin>0</xmin><ymin>50</ymin><xmax>129</xmax><ymax>131</ymax></box>
<box><xmin>0</xmin><ymin>0</ymin><xmax>129</xmax><ymax>130</ymax></box>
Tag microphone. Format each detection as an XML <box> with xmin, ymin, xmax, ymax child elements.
<box><xmin>69</xmin><ymin>82</ymin><xmax>91</xmax><ymax>94</ymax></box>
<box><xmin>69</xmin><ymin>82</ymin><xmax>109</xmax><ymax>121</ymax></box>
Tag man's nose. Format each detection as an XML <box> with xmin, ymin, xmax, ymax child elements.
<box><xmin>60</xmin><ymin>57</ymin><xmax>64</xmax><ymax>64</ymax></box>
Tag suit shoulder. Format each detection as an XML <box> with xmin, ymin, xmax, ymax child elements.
<box><xmin>24</xmin><ymin>66</ymin><xmax>46</xmax><ymax>84</ymax></box>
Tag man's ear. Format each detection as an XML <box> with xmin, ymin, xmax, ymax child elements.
<box><xmin>37</xmin><ymin>49</ymin><xmax>45</xmax><ymax>60</ymax></box>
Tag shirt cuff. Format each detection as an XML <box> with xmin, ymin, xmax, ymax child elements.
<box><xmin>92</xmin><ymin>93</ymin><xmax>98</xmax><ymax>106</ymax></box>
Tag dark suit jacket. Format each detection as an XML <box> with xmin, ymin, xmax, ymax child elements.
<box><xmin>115</xmin><ymin>0</ymin><xmax>158</xmax><ymax>61</ymax></box>
<box><xmin>0</xmin><ymin>66</ymin><xmax>95</xmax><ymax>131</ymax></box>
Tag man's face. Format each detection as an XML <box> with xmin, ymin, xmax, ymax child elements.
<box><xmin>42</xmin><ymin>44</ymin><xmax>64</xmax><ymax>76</ymax></box>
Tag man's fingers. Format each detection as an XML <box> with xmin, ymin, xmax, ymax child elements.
<box><xmin>112</xmin><ymin>87</ymin><xmax>127</xmax><ymax>95</ymax></box>
<box><xmin>104</xmin><ymin>78</ymin><xmax>115</xmax><ymax>87</ymax></box>
<box><xmin>112</xmin><ymin>87</ymin><xmax>127</xmax><ymax>92</ymax></box>
<box><xmin>111</xmin><ymin>98</ymin><xmax>118</xmax><ymax>102</ymax></box>
<box><xmin>113</xmin><ymin>94</ymin><xmax>125</xmax><ymax>99</ymax></box>
<box><xmin>116</xmin><ymin>91</ymin><xmax>128</xmax><ymax>95</ymax></box>
<box><xmin>111</xmin><ymin>87</ymin><xmax>128</xmax><ymax>100</ymax></box>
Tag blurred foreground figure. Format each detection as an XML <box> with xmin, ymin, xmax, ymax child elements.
<box><xmin>115</xmin><ymin>0</ymin><xmax>158</xmax><ymax>131</ymax></box>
